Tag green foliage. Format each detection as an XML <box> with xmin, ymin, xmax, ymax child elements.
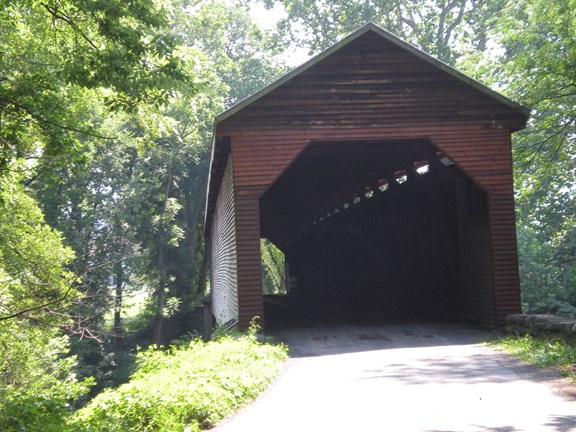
<box><xmin>260</xmin><ymin>0</ymin><xmax>508</xmax><ymax>64</ymax></box>
<box><xmin>489</xmin><ymin>0</ymin><xmax>576</xmax><ymax>315</ymax></box>
<box><xmin>517</xmin><ymin>225</ymin><xmax>576</xmax><ymax>317</ymax></box>
<box><xmin>488</xmin><ymin>334</ymin><xmax>576</xmax><ymax>382</ymax></box>
<box><xmin>70</xmin><ymin>338</ymin><xmax>137</xmax><ymax>401</ymax></box>
<box><xmin>0</xmin><ymin>1</ymin><xmax>288</xmax><ymax>428</ymax></box>
<box><xmin>30</xmin><ymin>0</ymin><xmax>287</xmax><ymax>348</ymax></box>
<box><xmin>179</xmin><ymin>0</ymin><xmax>286</xmax><ymax>105</ymax></box>
<box><xmin>0</xmin><ymin>176</ymin><xmax>77</xmax><ymax>322</ymax></box>
<box><xmin>71</xmin><ymin>333</ymin><xmax>287</xmax><ymax>431</ymax></box>
<box><xmin>1</xmin><ymin>0</ymin><xmax>202</xmax><ymax>428</ymax></box>
<box><xmin>0</xmin><ymin>321</ymin><xmax>94</xmax><ymax>431</ymax></box>
<box><xmin>261</xmin><ymin>239</ymin><xmax>286</xmax><ymax>295</ymax></box>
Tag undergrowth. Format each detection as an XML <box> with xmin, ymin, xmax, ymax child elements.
<box><xmin>69</xmin><ymin>327</ymin><xmax>288</xmax><ymax>431</ymax></box>
<box><xmin>488</xmin><ymin>334</ymin><xmax>576</xmax><ymax>382</ymax></box>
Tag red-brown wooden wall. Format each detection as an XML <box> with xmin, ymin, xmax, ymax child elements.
<box><xmin>206</xmin><ymin>24</ymin><xmax>528</xmax><ymax>329</ymax></box>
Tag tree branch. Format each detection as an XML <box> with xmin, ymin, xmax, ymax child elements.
<box><xmin>41</xmin><ymin>3</ymin><xmax>100</xmax><ymax>51</ymax></box>
<box><xmin>520</xmin><ymin>119</ymin><xmax>574</xmax><ymax>173</ymax></box>
<box><xmin>0</xmin><ymin>96</ymin><xmax>117</xmax><ymax>140</ymax></box>
<box><xmin>0</xmin><ymin>285</ymin><xmax>74</xmax><ymax>321</ymax></box>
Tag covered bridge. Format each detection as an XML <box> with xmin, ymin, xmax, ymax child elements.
<box><xmin>205</xmin><ymin>23</ymin><xmax>529</xmax><ymax>330</ymax></box>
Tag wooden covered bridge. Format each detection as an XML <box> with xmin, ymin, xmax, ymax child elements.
<box><xmin>205</xmin><ymin>23</ymin><xmax>529</xmax><ymax>330</ymax></box>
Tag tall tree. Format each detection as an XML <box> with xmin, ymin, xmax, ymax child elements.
<box><xmin>259</xmin><ymin>0</ymin><xmax>508</xmax><ymax>64</ymax></box>
<box><xmin>494</xmin><ymin>0</ymin><xmax>576</xmax><ymax>316</ymax></box>
<box><xmin>33</xmin><ymin>0</ymin><xmax>286</xmax><ymax>347</ymax></box>
<box><xmin>0</xmin><ymin>0</ymin><xmax>196</xmax><ymax>421</ymax></box>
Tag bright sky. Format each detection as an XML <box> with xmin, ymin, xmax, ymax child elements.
<box><xmin>246</xmin><ymin>1</ymin><xmax>312</xmax><ymax>66</ymax></box>
<box><xmin>247</xmin><ymin>1</ymin><xmax>285</xmax><ymax>29</ymax></box>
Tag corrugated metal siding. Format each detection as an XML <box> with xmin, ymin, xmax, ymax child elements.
<box><xmin>210</xmin><ymin>157</ymin><xmax>238</xmax><ymax>325</ymax></box>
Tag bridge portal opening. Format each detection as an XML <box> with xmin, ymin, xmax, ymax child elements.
<box><xmin>260</xmin><ymin>139</ymin><xmax>492</xmax><ymax>327</ymax></box>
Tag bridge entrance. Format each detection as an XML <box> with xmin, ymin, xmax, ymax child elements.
<box><xmin>260</xmin><ymin>139</ymin><xmax>490</xmax><ymax>326</ymax></box>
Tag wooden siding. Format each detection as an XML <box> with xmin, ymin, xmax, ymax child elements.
<box><xmin>221</xmin><ymin>126</ymin><xmax>514</xmax><ymax>197</ymax></box>
<box><xmin>207</xmin><ymin>27</ymin><xmax>527</xmax><ymax>329</ymax></box>
<box><xmin>233</xmin><ymin>193</ymin><xmax>264</xmax><ymax>328</ymax></box>
<box><xmin>218</xmin><ymin>31</ymin><xmax>525</xmax><ymax>133</ymax></box>
<box><xmin>459</xmin><ymin>212</ymin><xmax>495</xmax><ymax>327</ymax></box>
<box><xmin>489</xmin><ymin>194</ymin><xmax>522</xmax><ymax>326</ymax></box>
<box><xmin>210</xmin><ymin>157</ymin><xmax>238</xmax><ymax>325</ymax></box>
<box><xmin>219</xmin><ymin>127</ymin><xmax>520</xmax><ymax>327</ymax></box>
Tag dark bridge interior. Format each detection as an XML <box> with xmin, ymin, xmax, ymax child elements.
<box><xmin>260</xmin><ymin>139</ymin><xmax>491</xmax><ymax>327</ymax></box>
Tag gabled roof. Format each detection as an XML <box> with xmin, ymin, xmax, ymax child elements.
<box><xmin>216</xmin><ymin>22</ymin><xmax>530</xmax><ymax>125</ymax></box>
<box><xmin>205</xmin><ymin>22</ymin><xmax>530</xmax><ymax>233</ymax></box>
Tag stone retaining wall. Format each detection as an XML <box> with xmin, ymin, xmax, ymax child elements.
<box><xmin>506</xmin><ymin>314</ymin><xmax>576</xmax><ymax>339</ymax></box>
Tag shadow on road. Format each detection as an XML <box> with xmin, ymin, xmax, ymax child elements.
<box><xmin>266</xmin><ymin>321</ymin><xmax>576</xmax><ymax>404</ymax></box>
<box><xmin>267</xmin><ymin>321</ymin><xmax>495</xmax><ymax>356</ymax></box>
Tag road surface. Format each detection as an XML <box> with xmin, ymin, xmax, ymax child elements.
<box><xmin>215</xmin><ymin>323</ymin><xmax>576</xmax><ymax>432</ymax></box>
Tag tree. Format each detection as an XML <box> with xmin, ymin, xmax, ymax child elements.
<box><xmin>31</xmin><ymin>0</ymin><xmax>286</xmax><ymax>347</ymax></box>
<box><xmin>493</xmin><ymin>0</ymin><xmax>576</xmax><ymax>315</ymax></box>
<box><xmin>179</xmin><ymin>0</ymin><xmax>286</xmax><ymax>105</ymax></box>
<box><xmin>0</xmin><ymin>0</ymin><xmax>197</xmax><ymax>326</ymax></box>
<box><xmin>126</xmin><ymin>0</ymin><xmax>285</xmax><ymax>342</ymax></box>
<box><xmin>259</xmin><ymin>0</ymin><xmax>508</xmax><ymax>64</ymax></box>
<box><xmin>0</xmin><ymin>176</ymin><xmax>77</xmax><ymax>323</ymax></box>
<box><xmin>0</xmin><ymin>0</ymin><xmax>194</xmax><ymax>179</ymax></box>
<box><xmin>0</xmin><ymin>177</ymin><xmax>94</xmax><ymax>429</ymax></box>
<box><xmin>0</xmin><ymin>0</ymin><xmax>197</xmax><ymax>422</ymax></box>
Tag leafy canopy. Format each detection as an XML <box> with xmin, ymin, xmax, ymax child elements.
<box><xmin>0</xmin><ymin>0</ymin><xmax>195</xmax><ymax>177</ymax></box>
<box><xmin>494</xmin><ymin>0</ymin><xmax>576</xmax><ymax>315</ymax></box>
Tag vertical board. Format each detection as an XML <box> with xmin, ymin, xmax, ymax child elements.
<box><xmin>458</xmin><ymin>212</ymin><xmax>496</xmax><ymax>328</ymax></box>
<box><xmin>210</xmin><ymin>157</ymin><xmax>238</xmax><ymax>325</ymax></box>
<box><xmin>489</xmin><ymin>194</ymin><xmax>522</xmax><ymax>326</ymax></box>
<box><xmin>234</xmin><ymin>193</ymin><xmax>265</xmax><ymax>329</ymax></box>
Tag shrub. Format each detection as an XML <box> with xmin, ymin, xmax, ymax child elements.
<box><xmin>71</xmin><ymin>332</ymin><xmax>287</xmax><ymax>431</ymax></box>
<box><xmin>0</xmin><ymin>321</ymin><xmax>94</xmax><ymax>431</ymax></box>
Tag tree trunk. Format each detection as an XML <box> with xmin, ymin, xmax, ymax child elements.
<box><xmin>198</xmin><ymin>245</ymin><xmax>209</xmax><ymax>296</ymax></box>
<box><xmin>183</xmin><ymin>183</ymin><xmax>203</xmax><ymax>290</ymax></box>
<box><xmin>152</xmin><ymin>166</ymin><xmax>173</xmax><ymax>345</ymax></box>
<box><xmin>113</xmin><ymin>261</ymin><xmax>125</xmax><ymax>350</ymax></box>
<box><xmin>152</xmin><ymin>231</ymin><xmax>167</xmax><ymax>345</ymax></box>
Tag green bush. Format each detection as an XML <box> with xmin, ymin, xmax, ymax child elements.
<box><xmin>1</xmin><ymin>393</ymin><xmax>71</xmax><ymax>432</ymax></box>
<box><xmin>71</xmin><ymin>332</ymin><xmax>287</xmax><ymax>431</ymax></box>
<box><xmin>0</xmin><ymin>321</ymin><xmax>94</xmax><ymax>431</ymax></box>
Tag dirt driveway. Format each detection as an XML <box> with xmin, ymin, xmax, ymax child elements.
<box><xmin>215</xmin><ymin>323</ymin><xmax>576</xmax><ymax>432</ymax></box>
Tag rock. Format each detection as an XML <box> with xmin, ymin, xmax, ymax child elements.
<box><xmin>505</xmin><ymin>314</ymin><xmax>576</xmax><ymax>339</ymax></box>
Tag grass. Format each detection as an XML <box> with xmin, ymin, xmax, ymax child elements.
<box><xmin>70</xmin><ymin>326</ymin><xmax>288</xmax><ymax>432</ymax></box>
<box><xmin>487</xmin><ymin>334</ymin><xmax>576</xmax><ymax>382</ymax></box>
